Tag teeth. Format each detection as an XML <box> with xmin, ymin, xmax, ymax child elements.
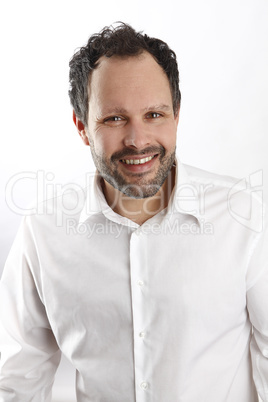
<box><xmin>122</xmin><ymin>156</ymin><xmax>154</xmax><ymax>165</ymax></box>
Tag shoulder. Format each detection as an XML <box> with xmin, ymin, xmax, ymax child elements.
<box><xmin>183</xmin><ymin>163</ymin><xmax>241</xmax><ymax>189</ymax></box>
<box><xmin>182</xmin><ymin>162</ymin><xmax>264</xmax><ymax>234</ymax></box>
<box><xmin>23</xmin><ymin>182</ymin><xmax>88</xmax><ymax>236</ymax></box>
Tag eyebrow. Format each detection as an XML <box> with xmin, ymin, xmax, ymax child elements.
<box><xmin>102</xmin><ymin>104</ymin><xmax>172</xmax><ymax>115</ymax></box>
<box><xmin>102</xmin><ymin>106</ymin><xmax>128</xmax><ymax>115</ymax></box>
<box><xmin>143</xmin><ymin>104</ymin><xmax>172</xmax><ymax>113</ymax></box>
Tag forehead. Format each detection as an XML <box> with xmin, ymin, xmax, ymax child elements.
<box><xmin>88</xmin><ymin>52</ymin><xmax>172</xmax><ymax>111</ymax></box>
<box><xmin>92</xmin><ymin>51</ymin><xmax>166</xmax><ymax>78</ymax></box>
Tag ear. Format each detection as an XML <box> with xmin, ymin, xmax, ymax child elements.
<box><xmin>73</xmin><ymin>111</ymin><xmax>90</xmax><ymax>146</ymax></box>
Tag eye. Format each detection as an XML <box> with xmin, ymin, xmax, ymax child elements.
<box><xmin>146</xmin><ymin>112</ymin><xmax>162</xmax><ymax>119</ymax></box>
<box><xmin>104</xmin><ymin>116</ymin><xmax>123</xmax><ymax>123</ymax></box>
<box><xmin>103</xmin><ymin>116</ymin><xmax>124</xmax><ymax>125</ymax></box>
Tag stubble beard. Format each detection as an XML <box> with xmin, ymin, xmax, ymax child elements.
<box><xmin>90</xmin><ymin>144</ymin><xmax>176</xmax><ymax>199</ymax></box>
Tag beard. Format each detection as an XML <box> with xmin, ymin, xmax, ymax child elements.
<box><xmin>89</xmin><ymin>144</ymin><xmax>176</xmax><ymax>199</ymax></box>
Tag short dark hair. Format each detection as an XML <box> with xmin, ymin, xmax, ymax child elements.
<box><xmin>69</xmin><ymin>23</ymin><xmax>181</xmax><ymax>126</ymax></box>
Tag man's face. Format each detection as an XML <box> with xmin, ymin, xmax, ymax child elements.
<box><xmin>86</xmin><ymin>52</ymin><xmax>179</xmax><ymax>199</ymax></box>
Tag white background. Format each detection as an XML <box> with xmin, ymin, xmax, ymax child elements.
<box><xmin>0</xmin><ymin>0</ymin><xmax>267</xmax><ymax>400</ymax></box>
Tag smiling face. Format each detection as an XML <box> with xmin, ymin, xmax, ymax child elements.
<box><xmin>85</xmin><ymin>52</ymin><xmax>179</xmax><ymax>199</ymax></box>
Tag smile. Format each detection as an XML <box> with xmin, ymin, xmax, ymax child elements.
<box><xmin>121</xmin><ymin>155</ymin><xmax>155</xmax><ymax>165</ymax></box>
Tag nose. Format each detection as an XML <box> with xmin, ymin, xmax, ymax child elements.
<box><xmin>123</xmin><ymin>119</ymin><xmax>151</xmax><ymax>149</ymax></box>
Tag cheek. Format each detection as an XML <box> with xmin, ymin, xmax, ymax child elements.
<box><xmin>92</xmin><ymin>132</ymin><xmax>121</xmax><ymax>157</ymax></box>
<box><xmin>157</xmin><ymin>124</ymin><xmax>177</xmax><ymax>149</ymax></box>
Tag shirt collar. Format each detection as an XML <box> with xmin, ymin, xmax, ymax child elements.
<box><xmin>79</xmin><ymin>158</ymin><xmax>201</xmax><ymax>225</ymax></box>
<box><xmin>79</xmin><ymin>172</ymin><xmax>139</xmax><ymax>228</ymax></box>
<box><xmin>167</xmin><ymin>158</ymin><xmax>201</xmax><ymax>223</ymax></box>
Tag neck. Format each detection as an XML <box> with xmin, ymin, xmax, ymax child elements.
<box><xmin>102</xmin><ymin>167</ymin><xmax>175</xmax><ymax>225</ymax></box>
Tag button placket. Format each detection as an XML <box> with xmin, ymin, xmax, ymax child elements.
<box><xmin>129</xmin><ymin>231</ymin><xmax>150</xmax><ymax>400</ymax></box>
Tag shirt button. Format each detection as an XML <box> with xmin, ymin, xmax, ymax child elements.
<box><xmin>140</xmin><ymin>381</ymin><xmax>148</xmax><ymax>390</ymax></box>
<box><xmin>137</xmin><ymin>280</ymin><xmax>144</xmax><ymax>287</ymax></box>
<box><xmin>139</xmin><ymin>331</ymin><xmax>146</xmax><ymax>338</ymax></box>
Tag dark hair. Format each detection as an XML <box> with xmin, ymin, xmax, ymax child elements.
<box><xmin>69</xmin><ymin>23</ymin><xmax>181</xmax><ymax>126</ymax></box>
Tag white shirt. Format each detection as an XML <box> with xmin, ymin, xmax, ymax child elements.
<box><xmin>0</xmin><ymin>159</ymin><xmax>268</xmax><ymax>402</ymax></box>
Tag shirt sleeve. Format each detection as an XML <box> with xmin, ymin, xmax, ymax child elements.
<box><xmin>0</xmin><ymin>218</ymin><xmax>61</xmax><ymax>402</ymax></box>
<box><xmin>246</xmin><ymin>204</ymin><xmax>268</xmax><ymax>401</ymax></box>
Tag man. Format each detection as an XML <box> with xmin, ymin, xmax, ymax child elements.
<box><xmin>0</xmin><ymin>23</ymin><xmax>267</xmax><ymax>402</ymax></box>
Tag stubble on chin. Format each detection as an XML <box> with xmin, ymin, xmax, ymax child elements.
<box><xmin>90</xmin><ymin>143</ymin><xmax>176</xmax><ymax>199</ymax></box>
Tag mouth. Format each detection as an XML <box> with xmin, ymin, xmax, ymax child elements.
<box><xmin>120</xmin><ymin>154</ymin><xmax>157</xmax><ymax>165</ymax></box>
<box><xmin>118</xmin><ymin>154</ymin><xmax>159</xmax><ymax>174</ymax></box>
